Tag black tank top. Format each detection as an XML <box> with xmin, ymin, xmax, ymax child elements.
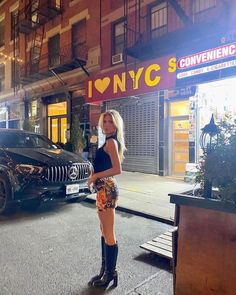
<box><xmin>93</xmin><ymin>135</ymin><xmax>119</xmax><ymax>173</ymax></box>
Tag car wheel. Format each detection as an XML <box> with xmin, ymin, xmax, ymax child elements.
<box><xmin>0</xmin><ymin>175</ymin><xmax>11</xmax><ymax>215</ymax></box>
<box><xmin>21</xmin><ymin>199</ymin><xmax>41</xmax><ymax>211</ymax></box>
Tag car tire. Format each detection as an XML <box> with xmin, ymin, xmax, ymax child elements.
<box><xmin>0</xmin><ymin>174</ymin><xmax>11</xmax><ymax>215</ymax></box>
<box><xmin>21</xmin><ymin>199</ymin><xmax>41</xmax><ymax>211</ymax></box>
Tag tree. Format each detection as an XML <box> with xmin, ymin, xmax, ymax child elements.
<box><xmin>67</xmin><ymin>114</ymin><xmax>85</xmax><ymax>154</ymax></box>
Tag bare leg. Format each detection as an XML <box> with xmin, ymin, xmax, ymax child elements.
<box><xmin>98</xmin><ymin>208</ymin><xmax>116</xmax><ymax>245</ymax></box>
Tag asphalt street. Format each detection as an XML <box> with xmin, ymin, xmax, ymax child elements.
<box><xmin>0</xmin><ymin>201</ymin><xmax>173</xmax><ymax>295</ymax></box>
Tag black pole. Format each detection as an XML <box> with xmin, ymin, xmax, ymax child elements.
<box><xmin>203</xmin><ymin>179</ymin><xmax>212</xmax><ymax>198</ymax></box>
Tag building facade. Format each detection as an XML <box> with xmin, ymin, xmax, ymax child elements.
<box><xmin>1</xmin><ymin>0</ymin><xmax>236</xmax><ymax>177</ymax></box>
<box><xmin>0</xmin><ymin>0</ymin><xmax>101</xmax><ymax>144</ymax></box>
<box><xmin>86</xmin><ymin>0</ymin><xmax>236</xmax><ymax>176</ymax></box>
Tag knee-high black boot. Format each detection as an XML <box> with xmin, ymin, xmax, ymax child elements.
<box><xmin>93</xmin><ymin>243</ymin><xmax>118</xmax><ymax>288</ymax></box>
<box><xmin>88</xmin><ymin>236</ymin><xmax>106</xmax><ymax>286</ymax></box>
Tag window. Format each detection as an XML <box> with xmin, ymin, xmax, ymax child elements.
<box><xmin>0</xmin><ymin>64</ymin><xmax>5</xmax><ymax>91</ymax></box>
<box><xmin>48</xmin><ymin>34</ymin><xmax>60</xmax><ymax>68</ymax></box>
<box><xmin>11</xmin><ymin>10</ymin><xmax>19</xmax><ymax>40</ymax></box>
<box><xmin>0</xmin><ymin>20</ymin><xmax>5</xmax><ymax>47</ymax></box>
<box><xmin>113</xmin><ymin>19</ymin><xmax>125</xmax><ymax>55</ymax></box>
<box><xmin>31</xmin><ymin>0</ymin><xmax>39</xmax><ymax>25</ymax></box>
<box><xmin>72</xmin><ymin>19</ymin><xmax>87</xmax><ymax>60</ymax></box>
<box><xmin>193</xmin><ymin>0</ymin><xmax>216</xmax><ymax>14</ymax></box>
<box><xmin>151</xmin><ymin>2</ymin><xmax>167</xmax><ymax>39</ymax></box>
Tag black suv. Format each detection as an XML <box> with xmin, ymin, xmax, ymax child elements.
<box><xmin>0</xmin><ymin>129</ymin><xmax>92</xmax><ymax>214</ymax></box>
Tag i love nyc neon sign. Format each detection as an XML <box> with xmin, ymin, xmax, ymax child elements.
<box><xmin>86</xmin><ymin>55</ymin><xmax>176</xmax><ymax>102</ymax></box>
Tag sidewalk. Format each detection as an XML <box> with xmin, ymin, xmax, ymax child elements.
<box><xmin>86</xmin><ymin>171</ymin><xmax>194</xmax><ymax>224</ymax></box>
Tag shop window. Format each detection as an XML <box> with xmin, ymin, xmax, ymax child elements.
<box><xmin>72</xmin><ymin>19</ymin><xmax>87</xmax><ymax>60</ymax></box>
<box><xmin>48</xmin><ymin>34</ymin><xmax>60</xmax><ymax>68</ymax></box>
<box><xmin>170</xmin><ymin>100</ymin><xmax>190</xmax><ymax>117</ymax></box>
<box><xmin>48</xmin><ymin>101</ymin><xmax>67</xmax><ymax>116</ymax></box>
<box><xmin>112</xmin><ymin>19</ymin><xmax>125</xmax><ymax>55</ymax></box>
<box><xmin>0</xmin><ymin>64</ymin><xmax>5</xmax><ymax>91</ymax></box>
<box><xmin>0</xmin><ymin>121</ymin><xmax>6</xmax><ymax>128</ymax></box>
<box><xmin>11</xmin><ymin>10</ymin><xmax>19</xmax><ymax>40</ymax></box>
<box><xmin>0</xmin><ymin>106</ymin><xmax>7</xmax><ymax>125</ymax></box>
<box><xmin>0</xmin><ymin>19</ymin><xmax>5</xmax><ymax>47</ymax></box>
<box><xmin>8</xmin><ymin>120</ymin><xmax>19</xmax><ymax>129</ymax></box>
<box><xmin>150</xmin><ymin>2</ymin><xmax>167</xmax><ymax>39</ymax></box>
<box><xmin>193</xmin><ymin>0</ymin><xmax>216</xmax><ymax>14</ymax></box>
<box><xmin>9</xmin><ymin>103</ymin><xmax>20</xmax><ymax>121</ymax></box>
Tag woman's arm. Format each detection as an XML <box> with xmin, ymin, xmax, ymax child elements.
<box><xmin>88</xmin><ymin>139</ymin><xmax>121</xmax><ymax>187</ymax></box>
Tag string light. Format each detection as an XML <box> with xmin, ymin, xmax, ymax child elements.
<box><xmin>0</xmin><ymin>52</ymin><xmax>24</xmax><ymax>63</ymax></box>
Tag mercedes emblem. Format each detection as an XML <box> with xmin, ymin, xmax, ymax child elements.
<box><xmin>68</xmin><ymin>166</ymin><xmax>78</xmax><ymax>180</ymax></box>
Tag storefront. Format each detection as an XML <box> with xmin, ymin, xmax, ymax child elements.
<box><xmin>86</xmin><ymin>55</ymin><xmax>176</xmax><ymax>174</ymax></box>
<box><xmin>176</xmin><ymin>31</ymin><xmax>236</xmax><ymax>176</ymax></box>
<box><xmin>105</xmin><ymin>94</ymin><xmax>160</xmax><ymax>173</ymax></box>
<box><xmin>42</xmin><ymin>93</ymin><xmax>69</xmax><ymax>144</ymax></box>
<box><xmin>47</xmin><ymin>101</ymin><xmax>67</xmax><ymax>144</ymax></box>
<box><xmin>0</xmin><ymin>101</ymin><xmax>22</xmax><ymax>129</ymax></box>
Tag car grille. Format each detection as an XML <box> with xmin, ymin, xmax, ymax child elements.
<box><xmin>45</xmin><ymin>163</ymin><xmax>91</xmax><ymax>182</ymax></box>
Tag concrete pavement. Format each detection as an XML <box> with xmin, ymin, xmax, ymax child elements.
<box><xmin>86</xmin><ymin>171</ymin><xmax>194</xmax><ymax>224</ymax></box>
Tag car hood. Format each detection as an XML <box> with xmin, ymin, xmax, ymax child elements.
<box><xmin>5</xmin><ymin>148</ymin><xmax>87</xmax><ymax>166</ymax></box>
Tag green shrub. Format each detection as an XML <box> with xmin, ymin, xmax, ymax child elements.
<box><xmin>66</xmin><ymin>115</ymin><xmax>85</xmax><ymax>155</ymax></box>
<box><xmin>196</xmin><ymin>120</ymin><xmax>236</xmax><ymax>203</ymax></box>
<box><xmin>22</xmin><ymin>119</ymin><xmax>34</xmax><ymax>132</ymax></box>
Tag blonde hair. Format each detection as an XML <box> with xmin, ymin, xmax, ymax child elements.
<box><xmin>98</xmin><ymin>109</ymin><xmax>127</xmax><ymax>162</ymax></box>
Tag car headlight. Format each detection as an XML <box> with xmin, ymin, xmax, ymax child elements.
<box><xmin>16</xmin><ymin>164</ymin><xmax>43</xmax><ymax>175</ymax></box>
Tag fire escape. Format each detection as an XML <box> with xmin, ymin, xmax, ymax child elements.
<box><xmin>124</xmin><ymin>0</ymin><xmax>227</xmax><ymax>61</ymax></box>
<box><xmin>123</xmin><ymin>0</ymin><xmax>192</xmax><ymax>60</ymax></box>
<box><xmin>13</xmin><ymin>0</ymin><xmax>88</xmax><ymax>89</ymax></box>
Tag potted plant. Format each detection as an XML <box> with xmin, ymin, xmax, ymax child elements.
<box><xmin>64</xmin><ymin>114</ymin><xmax>85</xmax><ymax>155</ymax></box>
<box><xmin>22</xmin><ymin>118</ymin><xmax>34</xmax><ymax>132</ymax></box>
<box><xmin>169</xmin><ymin>115</ymin><xmax>236</xmax><ymax>295</ymax></box>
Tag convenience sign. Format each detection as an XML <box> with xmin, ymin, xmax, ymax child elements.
<box><xmin>177</xmin><ymin>41</ymin><xmax>236</xmax><ymax>84</ymax></box>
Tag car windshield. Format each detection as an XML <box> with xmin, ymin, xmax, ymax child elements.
<box><xmin>0</xmin><ymin>132</ymin><xmax>58</xmax><ymax>149</ymax></box>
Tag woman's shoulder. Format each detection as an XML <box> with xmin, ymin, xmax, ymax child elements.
<box><xmin>105</xmin><ymin>137</ymin><xmax>119</xmax><ymax>150</ymax></box>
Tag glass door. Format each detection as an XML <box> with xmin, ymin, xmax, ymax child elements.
<box><xmin>171</xmin><ymin>118</ymin><xmax>189</xmax><ymax>174</ymax></box>
<box><xmin>48</xmin><ymin>116</ymin><xmax>67</xmax><ymax>144</ymax></box>
<box><xmin>47</xmin><ymin>101</ymin><xmax>67</xmax><ymax>144</ymax></box>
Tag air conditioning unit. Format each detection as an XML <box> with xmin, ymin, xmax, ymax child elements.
<box><xmin>112</xmin><ymin>53</ymin><xmax>123</xmax><ymax>65</ymax></box>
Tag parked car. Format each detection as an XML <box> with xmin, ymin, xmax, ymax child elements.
<box><xmin>0</xmin><ymin>128</ymin><xmax>92</xmax><ymax>214</ymax></box>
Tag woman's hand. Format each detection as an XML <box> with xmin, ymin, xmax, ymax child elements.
<box><xmin>88</xmin><ymin>173</ymin><xmax>97</xmax><ymax>190</ymax></box>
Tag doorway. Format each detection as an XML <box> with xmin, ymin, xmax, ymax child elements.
<box><xmin>47</xmin><ymin>102</ymin><xmax>67</xmax><ymax>144</ymax></box>
<box><xmin>169</xmin><ymin>99</ymin><xmax>190</xmax><ymax>175</ymax></box>
<box><xmin>171</xmin><ymin>118</ymin><xmax>189</xmax><ymax>174</ymax></box>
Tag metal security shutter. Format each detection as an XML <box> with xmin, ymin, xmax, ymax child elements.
<box><xmin>105</xmin><ymin>94</ymin><xmax>159</xmax><ymax>174</ymax></box>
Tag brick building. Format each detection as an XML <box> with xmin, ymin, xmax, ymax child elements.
<box><xmin>87</xmin><ymin>0</ymin><xmax>236</xmax><ymax>176</ymax></box>
<box><xmin>1</xmin><ymin>1</ymin><xmax>236</xmax><ymax>176</ymax></box>
<box><xmin>0</xmin><ymin>0</ymin><xmax>101</xmax><ymax>143</ymax></box>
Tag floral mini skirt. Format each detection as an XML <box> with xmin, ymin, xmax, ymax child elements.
<box><xmin>94</xmin><ymin>177</ymin><xmax>119</xmax><ymax>211</ymax></box>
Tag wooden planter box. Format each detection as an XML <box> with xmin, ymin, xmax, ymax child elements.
<box><xmin>169</xmin><ymin>192</ymin><xmax>236</xmax><ymax>295</ymax></box>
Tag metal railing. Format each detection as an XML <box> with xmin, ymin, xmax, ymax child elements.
<box><xmin>21</xmin><ymin>43</ymin><xmax>88</xmax><ymax>79</ymax></box>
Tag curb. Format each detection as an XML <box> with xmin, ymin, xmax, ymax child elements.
<box><xmin>84</xmin><ymin>197</ymin><xmax>174</xmax><ymax>226</ymax></box>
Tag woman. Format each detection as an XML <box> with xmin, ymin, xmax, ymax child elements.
<box><xmin>88</xmin><ymin>109</ymin><xmax>126</xmax><ymax>288</ymax></box>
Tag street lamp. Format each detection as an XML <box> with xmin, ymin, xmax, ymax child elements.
<box><xmin>199</xmin><ymin>114</ymin><xmax>220</xmax><ymax>198</ymax></box>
